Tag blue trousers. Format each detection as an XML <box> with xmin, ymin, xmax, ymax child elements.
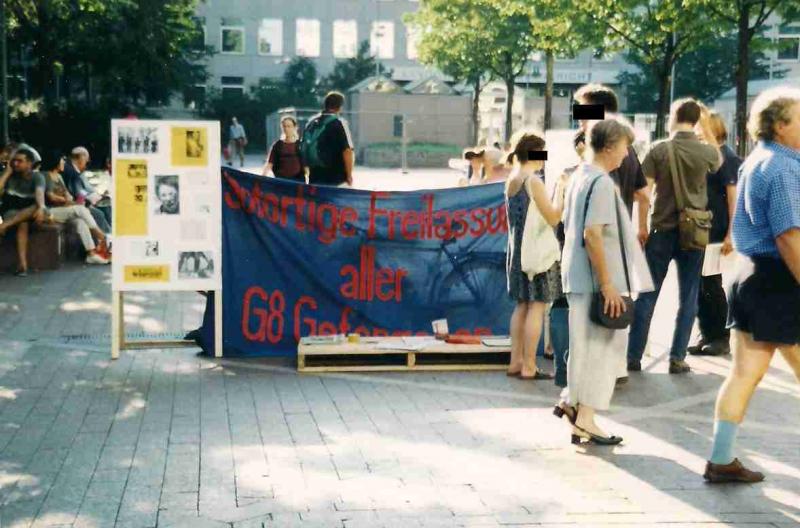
<box><xmin>627</xmin><ymin>229</ymin><xmax>703</xmax><ymax>362</ymax></box>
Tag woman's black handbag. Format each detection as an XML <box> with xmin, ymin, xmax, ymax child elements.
<box><xmin>582</xmin><ymin>176</ymin><xmax>635</xmax><ymax>329</ymax></box>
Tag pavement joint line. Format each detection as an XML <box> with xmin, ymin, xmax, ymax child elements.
<box><xmin>215</xmin><ymin>358</ymin><xmax>800</xmax><ymax>436</ymax></box>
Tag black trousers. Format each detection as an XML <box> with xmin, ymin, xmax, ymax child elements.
<box><xmin>698</xmin><ymin>273</ymin><xmax>730</xmax><ymax>343</ymax></box>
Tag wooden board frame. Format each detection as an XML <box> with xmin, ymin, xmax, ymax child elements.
<box><xmin>297</xmin><ymin>339</ymin><xmax>511</xmax><ymax>373</ymax></box>
<box><xmin>111</xmin><ymin>290</ymin><xmax>222</xmax><ymax>359</ymax></box>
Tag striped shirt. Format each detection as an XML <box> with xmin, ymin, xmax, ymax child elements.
<box><xmin>732</xmin><ymin>141</ymin><xmax>800</xmax><ymax>258</ymax></box>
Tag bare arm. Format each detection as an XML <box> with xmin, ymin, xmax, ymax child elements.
<box><xmin>776</xmin><ymin>228</ymin><xmax>800</xmax><ymax>284</ymax></box>
<box><xmin>46</xmin><ymin>190</ymin><xmax>69</xmax><ymax>205</ymax></box>
<box><xmin>528</xmin><ymin>177</ymin><xmax>562</xmax><ymax>227</ymax></box>
<box><xmin>634</xmin><ymin>185</ymin><xmax>651</xmax><ymax>246</ymax></box>
<box><xmin>343</xmin><ymin>149</ymin><xmax>354</xmax><ymax>186</ymax></box>
<box><xmin>0</xmin><ymin>164</ymin><xmax>12</xmax><ymax>193</ymax></box>
<box><xmin>262</xmin><ymin>162</ymin><xmax>273</xmax><ymax>177</ymax></box>
<box><xmin>722</xmin><ymin>184</ymin><xmax>737</xmax><ymax>255</ymax></box>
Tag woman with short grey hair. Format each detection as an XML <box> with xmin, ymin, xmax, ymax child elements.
<box><xmin>554</xmin><ymin>118</ymin><xmax>653</xmax><ymax>445</ymax></box>
<box><xmin>705</xmin><ymin>86</ymin><xmax>800</xmax><ymax>483</ymax></box>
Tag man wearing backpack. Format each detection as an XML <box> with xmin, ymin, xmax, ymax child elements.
<box><xmin>301</xmin><ymin>91</ymin><xmax>354</xmax><ymax>187</ymax></box>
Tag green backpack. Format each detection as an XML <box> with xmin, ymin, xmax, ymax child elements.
<box><xmin>300</xmin><ymin>114</ymin><xmax>338</xmax><ymax>168</ymax></box>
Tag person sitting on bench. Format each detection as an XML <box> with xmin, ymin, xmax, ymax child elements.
<box><xmin>0</xmin><ymin>148</ymin><xmax>48</xmax><ymax>276</ymax></box>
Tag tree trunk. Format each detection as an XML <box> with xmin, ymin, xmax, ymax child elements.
<box><xmin>471</xmin><ymin>76</ymin><xmax>481</xmax><ymax>145</ymax></box>
<box><xmin>505</xmin><ymin>77</ymin><xmax>515</xmax><ymax>143</ymax></box>
<box><xmin>735</xmin><ymin>5</ymin><xmax>750</xmax><ymax>157</ymax></box>
<box><xmin>544</xmin><ymin>50</ymin><xmax>554</xmax><ymax>130</ymax></box>
<box><xmin>655</xmin><ymin>64</ymin><xmax>671</xmax><ymax>139</ymax></box>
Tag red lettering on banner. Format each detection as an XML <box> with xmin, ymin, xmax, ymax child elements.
<box><xmin>452</xmin><ymin>210</ymin><xmax>469</xmax><ymax>238</ymax></box>
<box><xmin>339</xmin><ymin>246</ymin><xmax>407</xmax><ymax>302</ymax></box>
<box><xmin>487</xmin><ymin>206</ymin><xmax>505</xmax><ymax>234</ymax></box>
<box><xmin>293</xmin><ymin>295</ymin><xmax>318</xmax><ymax>340</ymax></box>
<box><xmin>400</xmin><ymin>210</ymin><xmax>419</xmax><ymax>239</ymax></box>
<box><xmin>340</xmin><ymin>207</ymin><xmax>357</xmax><ymax>236</ymax></box>
<box><xmin>316</xmin><ymin>203</ymin><xmax>339</xmax><ymax>244</ymax></box>
<box><xmin>319</xmin><ymin>322</ymin><xmax>337</xmax><ymax>335</ymax></box>
<box><xmin>242</xmin><ymin>286</ymin><xmax>268</xmax><ymax>341</ymax></box>
<box><xmin>469</xmin><ymin>208</ymin><xmax>487</xmax><ymax>236</ymax></box>
<box><xmin>433</xmin><ymin>210</ymin><xmax>452</xmax><ymax>240</ymax></box>
<box><xmin>339</xmin><ymin>307</ymin><xmax>352</xmax><ymax>334</ymax></box>
<box><xmin>368</xmin><ymin>192</ymin><xmax>391</xmax><ymax>238</ymax></box>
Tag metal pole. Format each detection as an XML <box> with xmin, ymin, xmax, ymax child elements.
<box><xmin>401</xmin><ymin>114</ymin><xmax>408</xmax><ymax>174</ymax></box>
<box><xmin>1</xmin><ymin>0</ymin><xmax>9</xmax><ymax>144</ymax></box>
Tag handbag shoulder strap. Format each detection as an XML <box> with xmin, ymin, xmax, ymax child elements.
<box><xmin>580</xmin><ymin>174</ymin><xmax>632</xmax><ymax>294</ymax></box>
<box><xmin>580</xmin><ymin>174</ymin><xmax>604</xmax><ymax>248</ymax></box>
<box><xmin>666</xmin><ymin>140</ymin><xmax>686</xmax><ymax>211</ymax></box>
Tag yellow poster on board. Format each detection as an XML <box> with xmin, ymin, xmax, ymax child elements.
<box><xmin>114</xmin><ymin>160</ymin><xmax>148</xmax><ymax>236</ymax></box>
<box><xmin>124</xmin><ymin>265</ymin><xmax>170</xmax><ymax>283</ymax></box>
<box><xmin>171</xmin><ymin>126</ymin><xmax>208</xmax><ymax>166</ymax></box>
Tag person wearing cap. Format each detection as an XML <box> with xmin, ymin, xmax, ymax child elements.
<box><xmin>463</xmin><ymin>147</ymin><xmax>485</xmax><ymax>184</ymax></box>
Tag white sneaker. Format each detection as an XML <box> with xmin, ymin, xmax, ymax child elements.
<box><xmin>86</xmin><ymin>253</ymin><xmax>110</xmax><ymax>265</ymax></box>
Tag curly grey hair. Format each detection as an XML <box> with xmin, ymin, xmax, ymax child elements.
<box><xmin>747</xmin><ymin>86</ymin><xmax>800</xmax><ymax>142</ymax></box>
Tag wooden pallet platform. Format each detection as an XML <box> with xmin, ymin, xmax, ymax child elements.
<box><xmin>297</xmin><ymin>337</ymin><xmax>511</xmax><ymax>373</ymax></box>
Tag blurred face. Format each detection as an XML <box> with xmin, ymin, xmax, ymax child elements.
<box><xmin>57</xmin><ymin>157</ymin><xmax>66</xmax><ymax>173</ymax></box>
<box><xmin>282</xmin><ymin>120</ymin><xmax>296</xmax><ymax>137</ymax></box>
<box><xmin>469</xmin><ymin>156</ymin><xmax>483</xmax><ymax>173</ymax></box>
<box><xmin>74</xmin><ymin>154</ymin><xmax>89</xmax><ymax>171</ymax></box>
<box><xmin>158</xmin><ymin>184</ymin><xmax>178</xmax><ymax>209</ymax></box>
<box><xmin>605</xmin><ymin>139</ymin><xmax>630</xmax><ymax>170</ymax></box>
<box><xmin>774</xmin><ymin>102</ymin><xmax>800</xmax><ymax>151</ymax></box>
<box><xmin>11</xmin><ymin>154</ymin><xmax>32</xmax><ymax>174</ymax></box>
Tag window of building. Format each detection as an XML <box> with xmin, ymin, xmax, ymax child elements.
<box><xmin>777</xmin><ymin>23</ymin><xmax>800</xmax><ymax>61</ymax></box>
<box><xmin>221</xmin><ymin>76</ymin><xmax>245</xmax><ymax>98</ymax></box>
<box><xmin>406</xmin><ymin>25</ymin><xmax>420</xmax><ymax>60</ymax></box>
<box><xmin>258</xmin><ymin>19</ymin><xmax>282</xmax><ymax>56</ymax></box>
<box><xmin>333</xmin><ymin>20</ymin><xmax>358</xmax><ymax>58</ymax></box>
<box><xmin>296</xmin><ymin>19</ymin><xmax>321</xmax><ymax>57</ymax></box>
<box><xmin>371</xmin><ymin>21</ymin><xmax>395</xmax><ymax>59</ymax></box>
<box><xmin>221</xmin><ymin>19</ymin><xmax>245</xmax><ymax>54</ymax></box>
<box><xmin>393</xmin><ymin>115</ymin><xmax>404</xmax><ymax>137</ymax></box>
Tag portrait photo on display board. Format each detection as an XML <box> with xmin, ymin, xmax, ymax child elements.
<box><xmin>153</xmin><ymin>175</ymin><xmax>180</xmax><ymax>215</ymax></box>
<box><xmin>178</xmin><ymin>251</ymin><xmax>214</xmax><ymax>279</ymax></box>
<box><xmin>118</xmin><ymin>126</ymin><xmax>159</xmax><ymax>154</ymax></box>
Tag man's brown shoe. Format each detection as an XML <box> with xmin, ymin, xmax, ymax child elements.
<box><xmin>703</xmin><ymin>458</ymin><xmax>765</xmax><ymax>483</ymax></box>
<box><xmin>669</xmin><ymin>360</ymin><xmax>691</xmax><ymax>374</ymax></box>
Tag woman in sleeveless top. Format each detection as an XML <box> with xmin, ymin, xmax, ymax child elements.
<box><xmin>505</xmin><ymin>131</ymin><xmax>567</xmax><ymax>380</ymax></box>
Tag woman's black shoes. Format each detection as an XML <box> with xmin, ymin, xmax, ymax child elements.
<box><xmin>572</xmin><ymin>426</ymin><xmax>623</xmax><ymax>445</ymax></box>
<box><xmin>553</xmin><ymin>404</ymin><xmax>577</xmax><ymax>424</ymax></box>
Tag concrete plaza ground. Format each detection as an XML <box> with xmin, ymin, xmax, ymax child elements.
<box><xmin>1</xmin><ymin>165</ymin><xmax>799</xmax><ymax>528</ymax></box>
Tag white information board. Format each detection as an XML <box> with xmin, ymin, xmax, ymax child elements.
<box><xmin>110</xmin><ymin>120</ymin><xmax>222</xmax><ymax>292</ymax></box>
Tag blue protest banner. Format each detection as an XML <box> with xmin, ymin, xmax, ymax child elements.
<box><xmin>200</xmin><ymin>168</ymin><xmax>513</xmax><ymax>357</ymax></box>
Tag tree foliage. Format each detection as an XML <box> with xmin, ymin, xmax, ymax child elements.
<box><xmin>685</xmin><ymin>0</ymin><xmax>798</xmax><ymax>154</ymax></box>
<box><xmin>5</xmin><ymin>0</ymin><xmax>208</xmax><ymax>106</ymax></box>
<box><xmin>576</xmin><ymin>0</ymin><xmax>721</xmax><ymax>136</ymax></box>
<box><xmin>618</xmin><ymin>31</ymin><xmax>779</xmax><ymax>113</ymax></box>
<box><xmin>321</xmin><ymin>41</ymin><xmax>389</xmax><ymax>93</ymax></box>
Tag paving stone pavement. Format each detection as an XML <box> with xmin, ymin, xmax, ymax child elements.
<box><xmin>1</xmin><ymin>264</ymin><xmax>799</xmax><ymax>528</ymax></box>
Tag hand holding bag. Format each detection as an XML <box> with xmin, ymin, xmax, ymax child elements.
<box><xmin>582</xmin><ymin>176</ymin><xmax>635</xmax><ymax>329</ymax></box>
<box><xmin>667</xmin><ymin>141</ymin><xmax>713</xmax><ymax>251</ymax></box>
<box><xmin>520</xmin><ymin>175</ymin><xmax>561</xmax><ymax>279</ymax></box>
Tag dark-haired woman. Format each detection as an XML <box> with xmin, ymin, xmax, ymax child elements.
<box><xmin>504</xmin><ymin>130</ymin><xmax>566</xmax><ymax>380</ymax></box>
<box><xmin>41</xmin><ymin>150</ymin><xmax>110</xmax><ymax>264</ymax></box>
<box><xmin>264</xmin><ymin>116</ymin><xmax>306</xmax><ymax>182</ymax></box>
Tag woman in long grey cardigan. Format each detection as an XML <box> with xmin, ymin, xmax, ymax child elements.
<box><xmin>554</xmin><ymin>118</ymin><xmax>653</xmax><ymax>445</ymax></box>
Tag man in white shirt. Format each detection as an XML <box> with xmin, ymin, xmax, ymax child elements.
<box><xmin>229</xmin><ymin>117</ymin><xmax>247</xmax><ymax>167</ymax></box>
